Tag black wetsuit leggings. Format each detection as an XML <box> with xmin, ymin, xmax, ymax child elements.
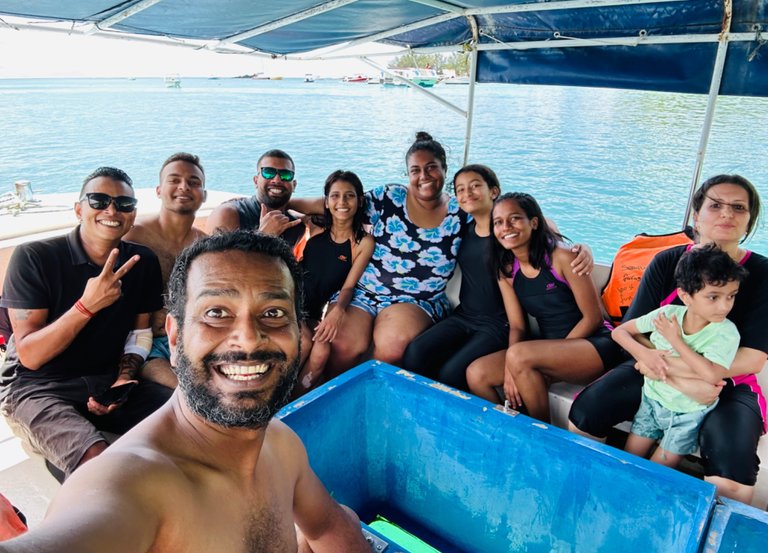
<box><xmin>402</xmin><ymin>314</ymin><xmax>508</xmax><ymax>391</ymax></box>
<box><xmin>568</xmin><ymin>359</ymin><xmax>763</xmax><ymax>486</ymax></box>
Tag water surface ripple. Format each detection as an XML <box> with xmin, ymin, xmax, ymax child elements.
<box><xmin>1</xmin><ymin>78</ymin><xmax>766</xmax><ymax>262</ymax></box>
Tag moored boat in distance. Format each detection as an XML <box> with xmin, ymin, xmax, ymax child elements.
<box><xmin>342</xmin><ymin>74</ymin><xmax>368</xmax><ymax>82</ymax></box>
<box><xmin>443</xmin><ymin>75</ymin><xmax>470</xmax><ymax>85</ymax></box>
<box><xmin>381</xmin><ymin>74</ymin><xmax>406</xmax><ymax>87</ymax></box>
<box><xmin>163</xmin><ymin>74</ymin><xmax>181</xmax><ymax>88</ymax></box>
<box><xmin>407</xmin><ymin>67</ymin><xmax>438</xmax><ymax>87</ymax></box>
<box><xmin>384</xmin><ymin>68</ymin><xmax>439</xmax><ymax>87</ymax></box>
<box><xmin>303</xmin><ymin>73</ymin><xmax>315</xmax><ymax>82</ymax></box>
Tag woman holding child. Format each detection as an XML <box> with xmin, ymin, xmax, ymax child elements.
<box><xmin>613</xmin><ymin>245</ymin><xmax>747</xmax><ymax>469</ymax></box>
<box><xmin>569</xmin><ymin>174</ymin><xmax>768</xmax><ymax>504</ymax></box>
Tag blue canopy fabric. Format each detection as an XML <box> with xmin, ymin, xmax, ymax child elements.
<box><xmin>1</xmin><ymin>0</ymin><xmax>766</xmax><ymax>96</ymax></box>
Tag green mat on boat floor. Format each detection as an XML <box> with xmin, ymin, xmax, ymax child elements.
<box><xmin>369</xmin><ymin>516</ymin><xmax>440</xmax><ymax>553</ymax></box>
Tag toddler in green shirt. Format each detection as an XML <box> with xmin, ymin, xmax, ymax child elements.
<box><xmin>612</xmin><ymin>244</ymin><xmax>748</xmax><ymax>467</ymax></box>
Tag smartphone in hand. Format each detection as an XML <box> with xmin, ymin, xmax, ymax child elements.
<box><xmin>93</xmin><ymin>382</ymin><xmax>137</xmax><ymax>405</ymax></box>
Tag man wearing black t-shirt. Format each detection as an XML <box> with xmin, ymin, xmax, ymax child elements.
<box><xmin>0</xmin><ymin>167</ymin><xmax>172</xmax><ymax>479</ymax></box>
<box><xmin>205</xmin><ymin>149</ymin><xmax>305</xmax><ymax>246</ymax></box>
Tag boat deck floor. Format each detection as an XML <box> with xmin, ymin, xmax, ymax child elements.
<box><xmin>0</xmin><ymin>415</ymin><xmax>59</xmax><ymax>526</ymax></box>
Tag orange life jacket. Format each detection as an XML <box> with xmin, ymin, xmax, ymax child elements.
<box><xmin>0</xmin><ymin>493</ymin><xmax>26</xmax><ymax>541</ymax></box>
<box><xmin>292</xmin><ymin>224</ymin><xmax>312</xmax><ymax>261</ymax></box>
<box><xmin>601</xmin><ymin>228</ymin><xmax>694</xmax><ymax>326</ymax></box>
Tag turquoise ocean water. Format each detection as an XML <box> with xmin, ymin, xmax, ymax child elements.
<box><xmin>1</xmin><ymin>77</ymin><xmax>767</xmax><ymax>262</ymax></box>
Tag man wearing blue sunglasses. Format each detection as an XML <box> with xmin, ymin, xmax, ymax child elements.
<box><xmin>0</xmin><ymin>167</ymin><xmax>172</xmax><ymax>482</ymax></box>
<box><xmin>206</xmin><ymin>149</ymin><xmax>305</xmax><ymax>247</ymax></box>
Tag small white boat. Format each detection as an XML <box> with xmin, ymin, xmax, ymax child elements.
<box><xmin>304</xmin><ymin>73</ymin><xmax>315</xmax><ymax>82</ymax></box>
<box><xmin>164</xmin><ymin>75</ymin><xmax>181</xmax><ymax>88</ymax></box>
<box><xmin>381</xmin><ymin>75</ymin><xmax>406</xmax><ymax>87</ymax></box>
<box><xmin>384</xmin><ymin>68</ymin><xmax>438</xmax><ymax>88</ymax></box>
<box><xmin>443</xmin><ymin>76</ymin><xmax>470</xmax><ymax>85</ymax></box>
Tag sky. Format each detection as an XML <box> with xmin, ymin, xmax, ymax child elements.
<box><xmin>0</xmin><ymin>17</ymin><xmax>399</xmax><ymax>78</ymax></box>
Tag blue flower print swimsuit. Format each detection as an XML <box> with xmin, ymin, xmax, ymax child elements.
<box><xmin>343</xmin><ymin>184</ymin><xmax>466</xmax><ymax>322</ymax></box>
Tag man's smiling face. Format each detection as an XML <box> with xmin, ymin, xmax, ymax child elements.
<box><xmin>76</xmin><ymin>176</ymin><xmax>137</xmax><ymax>242</ymax></box>
<box><xmin>254</xmin><ymin>156</ymin><xmax>296</xmax><ymax>210</ymax></box>
<box><xmin>167</xmin><ymin>250</ymin><xmax>300</xmax><ymax>428</ymax></box>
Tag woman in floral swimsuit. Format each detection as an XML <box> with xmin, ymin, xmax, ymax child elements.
<box><xmin>326</xmin><ymin>132</ymin><xmax>466</xmax><ymax>373</ymax></box>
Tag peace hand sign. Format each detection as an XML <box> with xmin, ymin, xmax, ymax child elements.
<box><xmin>79</xmin><ymin>248</ymin><xmax>140</xmax><ymax>314</ymax></box>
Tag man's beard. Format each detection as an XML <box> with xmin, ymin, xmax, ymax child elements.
<box><xmin>173</xmin><ymin>337</ymin><xmax>300</xmax><ymax>429</ymax></box>
<box><xmin>257</xmin><ymin>188</ymin><xmax>290</xmax><ymax>210</ymax></box>
<box><xmin>170</xmin><ymin>205</ymin><xmax>198</xmax><ymax>215</ymax></box>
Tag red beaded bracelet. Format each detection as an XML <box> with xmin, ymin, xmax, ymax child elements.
<box><xmin>74</xmin><ymin>300</ymin><xmax>94</xmax><ymax>319</ymax></box>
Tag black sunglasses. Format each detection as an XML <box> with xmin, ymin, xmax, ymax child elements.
<box><xmin>260</xmin><ymin>167</ymin><xmax>295</xmax><ymax>182</ymax></box>
<box><xmin>80</xmin><ymin>192</ymin><xmax>138</xmax><ymax>213</ymax></box>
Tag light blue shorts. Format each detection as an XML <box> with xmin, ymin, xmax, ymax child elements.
<box><xmin>631</xmin><ymin>394</ymin><xmax>717</xmax><ymax>455</ymax></box>
<box><xmin>147</xmin><ymin>335</ymin><xmax>170</xmax><ymax>361</ymax></box>
<box><xmin>337</xmin><ymin>288</ymin><xmax>452</xmax><ymax>323</ymax></box>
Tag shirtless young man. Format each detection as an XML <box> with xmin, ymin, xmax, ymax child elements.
<box><xmin>0</xmin><ymin>231</ymin><xmax>370</xmax><ymax>553</ymax></box>
<box><xmin>125</xmin><ymin>153</ymin><xmax>207</xmax><ymax>388</ymax></box>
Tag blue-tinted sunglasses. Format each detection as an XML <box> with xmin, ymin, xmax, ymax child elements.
<box><xmin>80</xmin><ymin>192</ymin><xmax>138</xmax><ymax>213</ymax></box>
<box><xmin>260</xmin><ymin>167</ymin><xmax>295</xmax><ymax>182</ymax></box>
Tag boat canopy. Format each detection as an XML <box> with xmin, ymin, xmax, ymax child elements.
<box><xmin>2</xmin><ymin>0</ymin><xmax>766</xmax><ymax>222</ymax></box>
<box><xmin>1</xmin><ymin>0</ymin><xmax>766</xmax><ymax>97</ymax></box>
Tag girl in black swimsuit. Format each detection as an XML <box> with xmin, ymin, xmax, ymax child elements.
<box><xmin>293</xmin><ymin>170</ymin><xmax>374</xmax><ymax>397</ymax></box>
<box><xmin>467</xmin><ymin>193</ymin><xmax>619</xmax><ymax>422</ymax></box>
<box><xmin>402</xmin><ymin>164</ymin><xmax>508</xmax><ymax>390</ymax></box>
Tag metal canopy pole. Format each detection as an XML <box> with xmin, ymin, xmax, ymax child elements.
<box><xmin>359</xmin><ymin>57</ymin><xmax>467</xmax><ymax>117</ymax></box>
<box><xmin>463</xmin><ymin>16</ymin><xmax>480</xmax><ymax>165</ymax></box>
<box><xmin>682</xmin><ymin>0</ymin><xmax>733</xmax><ymax>228</ymax></box>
